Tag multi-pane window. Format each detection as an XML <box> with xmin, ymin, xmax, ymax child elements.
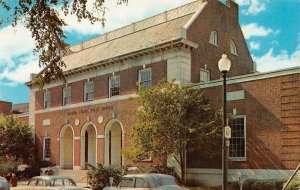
<box><xmin>139</xmin><ymin>68</ymin><xmax>151</xmax><ymax>88</ymax></box>
<box><xmin>43</xmin><ymin>137</ymin><xmax>51</xmax><ymax>160</ymax></box>
<box><xmin>209</xmin><ymin>31</ymin><xmax>218</xmax><ymax>45</ymax></box>
<box><xmin>230</xmin><ymin>39</ymin><xmax>238</xmax><ymax>55</ymax></box>
<box><xmin>200</xmin><ymin>69</ymin><xmax>210</xmax><ymax>83</ymax></box>
<box><xmin>63</xmin><ymin>86</ymin><xmax>71</xmax><ymax>105</ymax></box>
<box><xmin>229</xmin><ymin>116</ymin><xmax>246</xmax><ymax>159</ymax></box>
<box><xmin>44</xmin><ymin>92</ymin><xmax>51</xmax><ymax>109</ymax></box>
<box><xmin>84</xmin><ymin>81</ymin><xmax>94</xmax><ymax>102</ymax></box>
<box><xmin>109</xmin><ymin>76</ymin><xmax>120</xmax><ymax>97</ymax></box>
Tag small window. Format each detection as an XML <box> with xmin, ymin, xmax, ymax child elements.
<box><xmin>200</xmin><ymin>69</ymin><xmax>210</xmax><ymax>83</ymax></box>
<box><xmin>209</xmin><ymin>31</ymin><xmax>218</xmax><ymax>45</ymax></box>
<box><xmin>230</xmin><ymin>39</ymin><xmax>238</xmax><ymax>55</ymax></box>
<box><xmin>109</xmin><ymin>76</ymin><xmax>120</xmax><ymax>97</ymax></box>
<box><xmin>139</xmin><ymin>68</ymin><xmax>152</xmax><ymax>88</ymax></box>
<box><xmin>44</xmin><ymin>92</ymin><xmax>51</xmax><ymax>109</ymax></box>
<box><xmin>84</xmin><ymin>81</ymin><xmax>94</xmax><ymax>102</ymax></box>
<box><xmin>43</xmin><ymin>137</ymin><xmax>51</xmax><ymax>160</ymax></box>
<box><xmin>63</xmin><ymin>86</ymin><xmax>71</xmax><ymax>105</ymax></box>
<box><xmin>229</xmin><ymin>116</ymin><xmax>246</xmax><ymax>160</ymax></box>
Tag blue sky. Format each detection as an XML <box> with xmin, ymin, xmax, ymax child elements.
<box><xmin>0</xmin><ymin>0</ymin><xmax>299</xmax><ymax>103</ymax></box>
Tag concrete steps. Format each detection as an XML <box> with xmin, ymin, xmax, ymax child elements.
<box><xmin>58</xmin><ymin>169</ymin><xmax>89</xmax><ymax>186</ymax></box>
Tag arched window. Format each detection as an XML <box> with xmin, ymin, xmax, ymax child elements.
<box><xmin>230</xmin><ymin>39</ymin><xmax>238</xmax><ymax>55</ymax></box>
<box><xmin>209</xmin><ymin>31</ymin><xmax>218</xmax><ymax>45</ymax></box>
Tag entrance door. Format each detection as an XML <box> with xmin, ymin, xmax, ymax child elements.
<box><xmin>81</xmin><ymin>124</ymin><xmax>96</xmax><ymax>169</ymax></box>
<box><xmin>60</xmin><ymin>125</ymin><xmax>74</xmax><ymax>169</ymax></box>
<box><xmin>106</xmin><ymin>121</ymin><xmax>123</xmax><ymax>166</ymax></box>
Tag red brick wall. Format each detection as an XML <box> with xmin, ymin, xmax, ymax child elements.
<box><xmin>34</xmin><ymin>61</ymin><xmax>167</xmax><ymax>111</ymax></box>
<box><xmin>34</xmin><ymin>99</ymin><xmax>154</xmax><ymax>166</ymax></box>
<box><xmin>0</xmin><ymin>101</ymin><xmax>12</xmax><ymax>115</ymax></box>
<box><xmin>187</xmin><ymin>0</ymin><xmax>253</xmax><ymax>83</ymax></box>
<box><xmin>34</xmin><ymin>60</ymin><xmax>167</xmax><ymax>166</ymax></box>
<box><xmin>15</xmin><ymin>115</ymin><xmax>29</xmax><ymax>124</ymax></box>
<box><xmin>197</xmin><ymin>73</ymin><xmax>300</xmax><ymax>170</ymax></box>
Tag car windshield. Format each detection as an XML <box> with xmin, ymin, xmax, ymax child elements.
<box><xmin>156</xmin><ymin>177</ymin><xmax>178</xmax><ymax>186</ymax></box>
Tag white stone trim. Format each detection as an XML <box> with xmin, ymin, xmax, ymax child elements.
<box><xmin>167</xmin><ymin>48</ymin><xmax>192</xmax><ymax>83</ymax></box>
<box><xmin>74</xmin><ymin>136</ymin><xmax>81</xmax><ymax>140</ymax></box>
<box><xmin>97</xmin><ymin>135</ymin><xmax>105</xmax><ymax>139</ymax></box>
<box><xmin>34</xmin><ymin>94</ymin><xmax>138</xmax><ymax>114</ymax></box>
<box><xmin>227</xmin><ymin>90</ymin><xmax>245</xmax><ymax>101</ymax></box>
<box><xmin>195</xmin><ymin>67</ymin><xmax>300</xmax><ymax>89</ymax></box>
<box><xmin>186</xmin><ymin>168</ymin><xmax>295</xmax><ymax>186</ymax></box>
<box><xmin>42</xmin><ymin>119</ymin><xmax>51</xmax><ymax>126</ymax></box>
<box><xmin>37</xmin><ymin>48</ymin><xmax>181</xmax><ymax>89</ymax></box>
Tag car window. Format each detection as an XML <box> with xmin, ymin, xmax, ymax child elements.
<box><xmin>157</xmin><ymin>177</ymin><xmax>177</xmax><ymax>186</ymax></box>
<box><xmin>52</xmin><ymin>179</ymin><xmax>63</xmax><ymax>186</ymax></box>
<box><xmin>135</xmin><ymin>178</ymin><xmax>148</xmax><ymax>188</ymax></box>
<box><xmin>118</xmin><ymin>178</ymin><xmax>134</xmax><ymax>188</ymax></box>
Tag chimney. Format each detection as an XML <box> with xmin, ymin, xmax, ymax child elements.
<box><xmin>226</xmin><ymin>0</ymin><xmax>239</xmax><ymax>21</ymax></box>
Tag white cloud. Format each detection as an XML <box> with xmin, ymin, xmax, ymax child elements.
<box><xmin>63</xmin><ymin>0</ymin><xmax>194</xmax><ymax>35</ymax></box>
<box><xmin>0</xmin><ymin>24</ymin><xmax>35</xmax><ymax>67</ymax></box>
<box><xmin>254</xmin><ymin>46</ymin><xmax>300</xmax><ymax>72</ymax></box>
<box><xmin>0</xmin><ymin>24</ymin><xmax>41</xmax><ymax>85</ymax></box>
<box><xmin>249</xmin><ymin>41</ymin><xmax>260</xmax><ymax>50</ymax></box>
<box><xmin>242</xmin><ymin>23</ymin><xmax>278</xmax><ymax>39</ymax></box>
<box><xmin>235</xmin><ymin>0</ymin><xmax>267</xmax><ymax>15</ymax></box>
<box><xmin>0</xmin><ymin>54</ymin><xmax>40</xmax><ymax>84</ymax></box>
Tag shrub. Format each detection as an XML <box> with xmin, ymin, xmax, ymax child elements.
<box><xmin>18</xmin><ymin>160</ymin><xmax>53</xmax><ymax>179</ymax></box>
<box><xmin>0</xmin><ymin>157</ymin><xmax>18</xmax><ymax>176</ymax></box>
<box><xmin>242</xmin><ymin>179</ymin><xmax>286</xmax><ymax>190</ymax></box>
<box><xmin>87</xmin><ymin>164</ymin><xmax>128</xmax><ymax>190</ymax></box>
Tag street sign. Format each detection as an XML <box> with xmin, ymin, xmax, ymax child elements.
<box><xmin>225</xmin><ymin>125</ymin><xmax>231</xmax><ymax>139</ymax></box>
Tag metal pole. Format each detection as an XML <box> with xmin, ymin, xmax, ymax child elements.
<box><xmin>222</xmin><ymin>71</ymin><xmax>228</xmax><ymax>190</ymax></box>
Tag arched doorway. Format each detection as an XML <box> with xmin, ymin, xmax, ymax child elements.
<box><xmin>81</xmin><ymin>123</ymin><xmax>97</xmax><ymax>169</ymax></box>
<box><xmin>60</xmin><ymin>125</ymin><xmax>74</xmax><ymax>169</ymax></box>
<box><xmin>105</xmin><ymin>119</ymin><xmax>124</xmax><ymax>166</ymax></box>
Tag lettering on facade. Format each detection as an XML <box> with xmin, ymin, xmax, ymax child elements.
<box><xmin>66</xmin><ymin>105</ymin><xmax>114</xmax><ymax>116</ymax></box>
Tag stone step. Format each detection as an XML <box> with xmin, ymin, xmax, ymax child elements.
<box><xmin>58</xmin><ymin>169</ymin><xmax>89</xmax><ymax>184</ymax></box>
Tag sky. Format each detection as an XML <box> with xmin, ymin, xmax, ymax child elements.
<box><xmin>0</xmin><ymin>0</ymin><xmax>299</xmax><ymax>103</ymax></box>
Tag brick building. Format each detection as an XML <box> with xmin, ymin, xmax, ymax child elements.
<box><xmin>25</xmin><ymin>0</ymin><xmax>299</xmax><ymax>185</ymax></box>
<box><xmin>0</xmin><ymin>101</ymin><xmax>29</xmax><ymax>122</ymax></box>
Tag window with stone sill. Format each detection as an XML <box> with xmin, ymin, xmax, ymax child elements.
<box><xmin>44</xmin><ymin>92</ymin><xmax>51</xmax><ymax>109</ymax></box>
<box><xmin>63</xmin><ymin>86</ymin><xmax>71</xmax><ymax>105</ymax></box>
<box><xmin>229</xmin><ymin>115</ymin><xmax>246</xmax><ymax>161</ymax></box>
<box><xmin>109</xmin><ymin>75</ymin><xmax>120</xmax><ymax>97</ymax></box>
<box><xmin>200</xmin><ymin>69</ymin><xmax>210</xmax><ymax>83</ymax></box>
<box><xmin>209</xmin><ymin>31</ymin><xmax>218</xmax><ymax>46</ymax></box>
<box><xmin>43</xmin><ymin>137</ymin><xmax>51</xmax><ymax>160</ymax></box>
<box><xmin>230</xmin><ymin>39</ymin><xmax>238</xmax><ymax>55</ymax></box>
<box><xmin>139</xmin><ymin>68</ymin><xmax>152</xmax><ymax>88</ymax></box>
<box><xmin>84</xmin><ymin>81</ymin><xmax>94</xmax><ymax>102</ymax></box>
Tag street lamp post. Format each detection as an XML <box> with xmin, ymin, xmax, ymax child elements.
<box><xmin>218</xmin><ymin>54</ymin><xmax>231</xmax><ymax>190</ymax></box>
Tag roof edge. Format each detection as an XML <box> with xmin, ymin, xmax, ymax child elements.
<box><xmin>183</xmin><ymin>1</ymin><xmax>208</xmax><ymax>31</ymax></box>
<box><xmin>194</xmin><ymin>66</ymin><xmax>300</xmax><ymax>89</ymax></box>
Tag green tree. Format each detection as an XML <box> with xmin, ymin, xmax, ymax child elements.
<box><xmin>0</xmin><ymin>0</ymin><xmax>127</xmax><ymax>85</ymax></box>
<box><xmin>125</xmin><ymin>81</ymin><xmax>222</xmax><ymax>182</ymax></box>
<box><xmin>0</xmin><ymin>114</ymin><xmax>34</xmax><ymax>163</ymax></box>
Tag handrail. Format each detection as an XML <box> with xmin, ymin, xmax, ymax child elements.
<box><xmin>282</xmin><ymin>163</ymin><xmax>300</xmax><ymax>190</ymax></box>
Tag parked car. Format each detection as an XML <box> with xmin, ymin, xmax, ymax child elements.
<box><xmin>103</xmin><ymin>173</ymin><xmax>189</xmax><ymax>190</ymax></box>
<box><xmin>0</xmin><ymin>177</ymin><xmax>10</xmax><ymax>190</ymax></box>
<box><xmin>11</xmin><ymin>176</ymin><xmax>84</xmax><ymax>190</ymax></box>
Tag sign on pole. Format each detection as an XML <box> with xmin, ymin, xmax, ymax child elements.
<box><xmin>225</xmin><ymin>125</ymin><xmax>231</xmax><ymax>139</ymax></box>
